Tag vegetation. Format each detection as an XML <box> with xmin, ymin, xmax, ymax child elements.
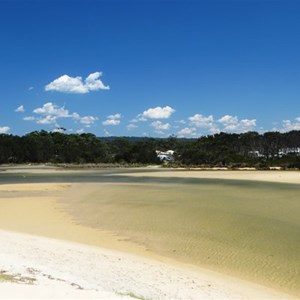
<box><xmin>117</xmin><ymin>291</ymin><xmax>151</xmax><ymax>300</ymax></box>
<box><xmin>0</xmin><ymin>270</ymin><xmax>36</xmax><ymax>284</ymax></box>
<box><xmin>0</xmin><ymin>130</ymin><xmax>300</xmax><ymax>169</ymax></box>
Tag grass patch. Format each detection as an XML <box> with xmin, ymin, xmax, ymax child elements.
<box><xmin>117</xmin><ymin>291</ymin><xmax>151</xmax><ymax>300</ymax></box>
<box><xmin>0</xmin><ymin>270</ymin><xmax>36</xmax><ymax>284</ymax></box>
<box><xmin>0</xmin><ymin>271</ymin><xmax>15</xmax><ymax>283</ymax></box>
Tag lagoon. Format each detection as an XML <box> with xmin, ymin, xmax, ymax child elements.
<box><xmin>0</xmin><ymin>168</ymin><xmax>300</xmax><ymax>297</ymax></box>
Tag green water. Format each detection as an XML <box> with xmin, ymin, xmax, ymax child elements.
<box><xmin>63</xmin><ymin>177</ymin><xmax>300</xmax><ymax>297</ymax></box>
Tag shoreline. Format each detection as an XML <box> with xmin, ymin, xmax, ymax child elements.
<box><xmin>0</xmin><ymin>168</ymin><xmax>299</xmax><ymax>298</ymax></box>
<box><xmin>1</xmin><ymin>164</ymin><xmax>300</xmax><ymax>184</ymax></box>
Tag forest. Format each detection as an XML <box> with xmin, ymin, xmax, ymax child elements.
<box><xmin>0</xmin><ymin>130</ymin><xmax>300</xmax><ymax>169</ymax></box>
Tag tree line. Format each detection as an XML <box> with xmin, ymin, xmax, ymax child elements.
<box><xmin>0</xmin><ymin>130</ymin><xmax>300</xmax><ymax>168</ymax></box>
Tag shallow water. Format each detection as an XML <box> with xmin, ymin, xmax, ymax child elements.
<box><xmin>63</xmin><ymin>177</ymin><xmax>300</xmax><ymax>297</ymax></box>
<box><xmin>1</xmin><ymin>169</ymin><xmax>300</xmax><ymax>296</ymax></box>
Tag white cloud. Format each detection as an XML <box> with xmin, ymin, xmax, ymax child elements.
<box><xmin>188</xmin><ymin>113</ymin><xmax>256</xmax><ymax>134</ymax></box>
<box><xmin>25</xmin><ymin>102</ymin><xmax>98</xmax><ymax>129</ymax></box>
<box><xmin>102</xmin><ymin>113</ymin><xmax>121</xmax><ymax>126</ymax></box>
<box><xmin>0</xmin><ymin>126</ymin><xmax>10</xmax><ymax>134</ymax></box>
<box><xmin>45</xmin><ymin>75</ymin><xmax>86</xmax><ymax>93</ymax></box>
<box><xmin>37</xmin><ymin>115</ymin><xmax>57</xmax><ymax>124</ymax></box>
<box><xmin>103</xmin><ymin>119</ymin><xmax>120</xmax><ymax>126</ymax></box>
<box><xmin>76</xmin><ymin>128</ymin><xmax>85</xmax><ymax>134</ymax></box>
<box><xmin>240</xmin><ymin>119</ymin><xmax>256</xmax><ymax>128</ymax></box>
<box><xmin>84</xmin><ymin>72</ymin><xmax>109</xmax><ymax>91</ymax></box>
<box><xmin>218</xmin><ymin>115</ymin><xmax>256</xmax><ymax>132</ymax></box>
<box><xmin>15</xmin><ymin>105</ymin><xmax>25</xmax><ymax>113</ymax></box>
<box><xmin>281</xmin><ymin>118</ymin><xmax>300</xmax><ymax>131</ymax></box>
<box><xmin>177</xmin><ymin>127</ymin><xmax>197</xmax><ymax>137</ymax></box>
<box><xmin>208</xmin><ymin>125</ymin><xmax>221</xmax><ymax>134</ymax></box>
<box><xmin>104</xmin><ymin>129</ymin><xmax>111</xmax><ymax>136</ymax></box>
<box><xmin>141</xmin><ymin>106</ymin><xmax>175</xmax><ymax>119</ymax></box>
<box><xmin>23</xmin><ymin>116</ymin><xmax>35</xmax><ymax>121</ymax></box>
<box><xmin>130</xmin><ymin>117</ymin><xmax>147</xmax><ymax>123</ymax></box>
<box><xmin>107</xmin><ymin>113</ymin><xmax>121</xmax><ymax>119</ymax></box>
<box><xmin>218</xmin><ymin>115</ymin><xmax>238</xmax><ymax>125</ymax></box>
<box><xmin>80</xmin><ymin>116</ymin><xmax>97</xmax><ymax>125</ymax></box>
<box><xmin>189</xmin><ymin>114</ymin><xmax>214</xmax><ymax>128</ymax></box>
<box><xmin>127</xmin><ymin>124</ymin><xmax>138</xmax><ymax>130</ymax></box>
<box><xmin>33</xmin><ymin>102</ymin><xmax>69</xmax><ymax>118</ymax></box>
<box><xmin>45</xmin><ymin>72</ymin><xmax>109</xmax><ymax>94</ymax></box>
<box><xmin>71</xmin><ymin>112</ymin><xmax>80</xmax><ymax>120</ymax></box>
<box><xmin>150</xmin><ymin>121</ymin><xmax>170</xmax><ymax>131</ymax></box>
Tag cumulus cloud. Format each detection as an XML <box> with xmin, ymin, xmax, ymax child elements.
<box><xmin>240</xmin><ymin>119</ymin><xmax>256</xmax><ymax>128</ymax></box>
<box><xmin>150</xmin><ymin>121</ymin><xmax>171</xmax><ymax>131</ymax></box>
<box><xmin>218</xmin><ymin>115</ymin><xmax>238</xmax><ymax>126</ymax></box>
<box><xmin>80</xmin><ymin>116</ymin><xmax>97</xmax><ymax>125</ymax></box>
<box><xmin>15</xmin><ymin>105</ymin><xmax>25</xmax><ymax>113</ymax></box>
<box><xmin>130</xmin><ymin>117</ymin><xmax>146</xmax><ymax>123</ymax></box>
<box><xmin>281</xmin><ymin>117</ymin><xmax>300</xmax><ymax>131</ymax></box>
<box><xmin>24</xmin><ymin>102</ymin><xmax>98</xmax><ymax>128</ymax></box>
<box><xmin>33</xmin><ymin>102</ymin><xmax>69</xmax><ymax>118</ymax></box>
<box><xmin>177</xmin><ymin>127</ymin><xmax>197</xmax><ymax>137</ymax></box>
<box><xmin>187</xmin><ymin>113</ymin><xmax>256</xmax><ymax>134</ymax></box>
<box><xmin>0</xmin><ymin>126</ymin><xmax>10</xmax><ymax>134</ymax></box>
<box><xmin>189</xmin><ymin>114</ymin><xmax>214</xmax><ymax>128</ymax></box>
<box><xmin>23</xmin><ymin>116</ymin><xmax>35</xmax><ymax>121</ymax></box>
<box><xmin>141</xmin><ymin>106</ymin><xmax>175</xmax><ymax>119</ymax></box>
<box><xmin>102</xmin><ymin>113</ymin><xmax>121</xmax><ymax>126</ymax></box>
<box><xmin>103</xmin><ymin>119</ymin><xmax>120</xmax><ymax>126</ymax></box>
<box><xmin>45</xmin><ymin>72</ymin><xmax>109</xmax><ymax>94</ymax></box>
<box><xmin>218</xmin><ymin>115</ymin><xmax>256</xmax><ymax>132</ymax></box>
<box><xmin>76</xmin><ymin>128</ymin><xmax>85</xmax><ymax>134</ymax></box>
<box><xmin>127</xmin><ymin>124</ymin><xmax>138</xmax><ymax>130</ymax></box>
<box><xmin>37</xmin><ymin>115</ymin><xmax>57</xmax><ymax>124</ymax></box>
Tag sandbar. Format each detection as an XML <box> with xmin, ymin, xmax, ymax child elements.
<box><xmin>118</xmin><ymin>169</ymin><xmax>300</xmax><ymax>184</ymax></box>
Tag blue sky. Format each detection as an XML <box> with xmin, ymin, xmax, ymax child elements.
<box><xmin>0</xmin><ymin>0</ymin><xmax>300</xmax><ymax>137</ymax></box>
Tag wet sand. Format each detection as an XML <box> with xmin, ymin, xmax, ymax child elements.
<box><xmin>0</xmin><ymin>168</ymin><xmax>299</xmax><ymax>298</ymax></box>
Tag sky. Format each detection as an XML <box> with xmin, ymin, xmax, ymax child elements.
<box><xmin>0</xmin><ymin>0</ymin><xmax>300</xmax><ymax>138</ymax></box>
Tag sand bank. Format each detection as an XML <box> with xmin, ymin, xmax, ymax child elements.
<box><xmin>117</xmin><ymin>169</ymin><xmax>300</xmax><ymax>184</ymax></box>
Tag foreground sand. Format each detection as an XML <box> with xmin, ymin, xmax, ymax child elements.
<box><xmin>0</xmin><ymin>168</ymin><xmax>299</xmax><ymax>299</ymax></box>
<box><xmin>0</xmin><ymin>229</ymin><xmax>294</xmax><ymax>299</ymax></box>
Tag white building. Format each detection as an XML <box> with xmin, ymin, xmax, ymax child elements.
<box><xmin>156</xmin><ymin>150</ymin><xmax>175</xmax><ymax>162</ymax></box>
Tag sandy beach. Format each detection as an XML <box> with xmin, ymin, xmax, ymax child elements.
<box><xmin>0</xmin><ymin>167</ymin><xmax>299</xmax><ymax>299</ymax></box>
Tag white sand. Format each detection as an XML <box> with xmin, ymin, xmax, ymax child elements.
<box><xmin>0</xmin><ymin>230</ymin><xmax>294</xmax><ymax>300</ymax></box>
